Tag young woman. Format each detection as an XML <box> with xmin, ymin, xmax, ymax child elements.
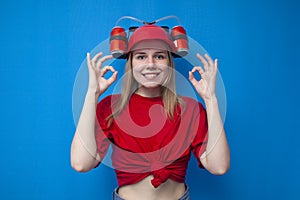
<box><xmin>71</xmin><ymin>24</ymin><xmax>230</xmax><ymax>200</ymax></box>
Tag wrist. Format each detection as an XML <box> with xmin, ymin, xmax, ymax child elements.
<box><xmin>204</xmin><ymin>95</ymin><xmax>218</xmax><ymax>107</ymax></box>
<box><xmin>86</xmin><ymin>89</ymin><xmax>101</xmax><ymax>101</ymax></box>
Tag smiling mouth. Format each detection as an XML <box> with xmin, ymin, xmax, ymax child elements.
<box><xmin>142</xmin><ymin>73</ymin><xmax>160</xmax><ymax>79</ymax></box>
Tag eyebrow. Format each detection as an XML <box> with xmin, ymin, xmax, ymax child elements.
<box><xmin>133</xmin><ymin>51</ymin><xmax>167</xmax><ymax>55</ymax></box>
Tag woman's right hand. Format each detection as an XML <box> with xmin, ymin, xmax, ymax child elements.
<box><xmin>87</xmin><ymin>52</ymin><xmax>118</xmax><ymax>96</ymax></box>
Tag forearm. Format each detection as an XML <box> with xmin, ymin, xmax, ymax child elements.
<box><xmin>201</xmin><ymin>96</ymin><xmax>230</xmax><ymax>175</ymax></box>
<box><xmin>71</xmin><ymin>89</ymin><xmax>101</xmax><ymax>172</ymax></box>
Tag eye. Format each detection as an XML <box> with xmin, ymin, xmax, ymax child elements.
<box><xmin>154</xmin><ymin>54</ymin><xmax>166</xmax><ymax>60</ymax></box>
<box><xmin>135</xmin><ymin>55</ymin><xmax>146</xmax><ymax>60</ymax></box>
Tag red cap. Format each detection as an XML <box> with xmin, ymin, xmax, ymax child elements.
<box><xmin>127</xmin><ymin>25</ymin><xmax>176</xmax><ymax>53</ymax></box>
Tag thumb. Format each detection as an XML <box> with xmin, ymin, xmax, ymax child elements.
<box><xmin>188</xmin><ymin>71</ymin><xmax>198</xmax><ymax>86</ymax></box>
<box><xmin>86</xmin><ymin>52</ymin><xmax>92</xmax><ymax>69</ymax></box>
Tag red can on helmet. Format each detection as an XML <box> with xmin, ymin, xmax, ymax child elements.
<box><xmin>110</xmin><ymin>24</ymin><xmax>189</xmax><ymax>58</ymax></box>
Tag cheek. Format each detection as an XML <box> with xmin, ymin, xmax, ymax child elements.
<box><xmin>161</xmin><ymin>66</ymin><xmax>171</xmax><ymax>76</ymax></box>
<box><xmin>132</xmin><ymin>69</ymin><xmax>138</xmax><ymax>79</ymax></box>
<box><xmin>161</xmin><ymin>66</ymin><xmax>173</xmax><ymax>85</ymax></box>
<box><xmin>132</xmin><ymin>66</ymin><xmax>141</xmax><ymax>80</ymax></box>
<box><xmin>131</xmin><ymin>58</ymin><xmax>143</xmax><ymax>68</ymax></box>
<box><xmin>162</xmin><ymin>59</ymin><xmax>169</xmax><ymax>66</ymax></box>
<box><xmin>131</xmin><ymin>60</ymin><xmax>140</xmax><ymax>78</ymax></box>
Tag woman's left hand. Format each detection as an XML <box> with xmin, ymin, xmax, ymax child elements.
<box><xmin>189</xmin><ymin>53</ymin><xmax>218</xmax><ymax>102</ymax></box>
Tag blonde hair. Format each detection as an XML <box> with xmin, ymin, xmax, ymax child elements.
<box><xmin>107</xmin><ymin>51</ymin><xmax>184</xmax><ymax>126</ymax></box>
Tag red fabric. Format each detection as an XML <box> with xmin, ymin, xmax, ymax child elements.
<box><xmin>127</xmin><ymin>25</ymin><xmax>176</xmax><ymax>53</ymax></box>
<box><xmin>95</xmin><ymin>93</ymin><xmax>208</xmax><ymax>188</ymax></box>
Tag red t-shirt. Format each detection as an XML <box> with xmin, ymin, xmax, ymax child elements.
<box><xmin>95</xmin><ymin>93</ymin><xmax>208</xmax><ymax>188</ymax></box>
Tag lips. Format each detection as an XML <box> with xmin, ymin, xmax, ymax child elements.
<box><xmin>142</xmin><ymin>72</ymin><xmax>160</xmax><ymax>80</ymax></box>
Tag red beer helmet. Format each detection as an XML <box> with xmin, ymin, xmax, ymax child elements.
<box><xmin>110</xmin><ymin>16</ymin><xmax>189</xmax><ymax>58</ymax></box>
<box><xmin>127</xmin><ymin>25</ymin><xmax>176</xmax><ymax>53</ymax></box>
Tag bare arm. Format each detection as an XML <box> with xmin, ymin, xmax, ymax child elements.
<box><xmin>70</xmin><ymin>52</ymin><xmax>117</xmax><ymax>172</ymax></box>
<box><xmin>200</xmin><ymin>96</ymin><xmax>230</xmax><ymax>174</ymax></box>
<box><xmin>189</xmin><ymin>53</ymin><xmax>230</xmax><ymax>175</ymax></box>
<box><xmin>71</xmin><ymin>90</ymin><xmax>100</xmax><ymax>172</ymax></box>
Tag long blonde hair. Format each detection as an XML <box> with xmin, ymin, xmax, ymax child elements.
<box><xmin>107</xmin><ymin>51</ymin><xmax>184</xmax><ymax>125</ymax></box>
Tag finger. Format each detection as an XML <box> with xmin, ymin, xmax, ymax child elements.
<box><xmin>87</xmin><ymin>52</ymin><xmax>91</xmax><ymax>66</ymax></box>
<box><xmin>106</xmin><ymin>71</ymin><xmax>118</xmax><ymax>86</ymax></box>
<box><xmin>91</xmin><ymin>52</ymin><xmax>103</xmax><ymax>63</ymax></box>
<box><xmin>214</xmin><ymin>59</ymin><xmax>219</xmax><ymax>70</ymax></box>
<box><xmin>197</xmin><ymin>53</ymin><xmax>209</xmax><ymax>71</ymax></box>
<box><xmin>188</xmin><ymin>71</ymin><xmax>198</xmax><ymax>86</ymax></box>
<box><xmin>209</xmin><ymin>58</ymin><xmax>218</xmax><ymax>77</ymax></box>
<box><xmin>87</xmin><ymin>52</ymin><xmax>96</xmax><ymax>70</ymax></box>
<box><xmin>198</xmin><ymin>67</ymin><xmax>205</xmax><ymax>75</ymax></box>
<box><xmin>188</xmin><ymin>71</ymin><xmax>195</xmax><ymax>81</ymax></box>
<box><xmin>96</xmin><ymin>55</ymin><xmax>113</xmax><ymax>68</ymax></box>
<box><xmin>96</xmin><ymin>56</ymin><xmax>113</xmax><ymax>69</ymax></box>
<box><xmin>204</xmin><ymin>54</ymin><xmax>214</xmax><ymax>67</ymax></box>
<box><xmin>191</xmin><ymin>66</ymin><xmax>205</xmax><ymax>75</ymax></box>
<box><xmin>100</xmin><ymin>66</ymin><xmax>116</xmax><ymax>76</ymax></box>
<box><xmin>191</xmin><ymin>66</ymin><xmax>200</xmax><ymax>73</ymax></box>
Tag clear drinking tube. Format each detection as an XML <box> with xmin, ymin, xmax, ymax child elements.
<box><xmin>115</xmin><ymin>15</ymin><xmax>181</xmax><ymax>26</ymax></box>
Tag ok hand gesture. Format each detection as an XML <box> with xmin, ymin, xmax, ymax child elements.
<box><xmin>87</xmin><ymin>52</ymin><xmax>118</xmax><ymax>97</ymax></box>
<box><xmin>189</xmin><ymin>53</ymin><xmax>218</xmax><ymax>102</ymax></box>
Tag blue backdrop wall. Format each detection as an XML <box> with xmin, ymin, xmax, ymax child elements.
<box><xmin>1</xmin><ymin>0</ymin><xmax>300</xmax><ymax>199</ymax></box>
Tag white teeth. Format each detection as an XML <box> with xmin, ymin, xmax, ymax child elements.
<box><xmin>144</xmin><ymin>74</ymin><xmax>158</xmax><ymax>79</ymax></box>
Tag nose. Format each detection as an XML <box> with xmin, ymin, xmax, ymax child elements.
<box><xmin>146</xmin><ymin>56</ymin><xmax>156</xmax><ymax>69</ymax></box>
<box><xmin>147</xmin><ymin>56</ymin><xmax>155</xmax><ymax>65</ymax></box>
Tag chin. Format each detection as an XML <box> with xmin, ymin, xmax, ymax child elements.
<box><xmin>142</xmin><ymin>83</ymin><xmax>161</xmax><ymax>89</ymax></box>
<box><xmin>138</xmin><ymin>80</ymin><xmax>163</xmax><ymax>88</ymax></box>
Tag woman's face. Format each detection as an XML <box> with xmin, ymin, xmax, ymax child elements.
<box><xmin>131</xmin><ymin>41</ymin><xmax>170</xmax><ymax>89</ymax></box>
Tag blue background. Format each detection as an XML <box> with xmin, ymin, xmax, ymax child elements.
<box><xmin>1</xmin><ymin>0</ymin><xmax>300</xmax><ymax>199</ymax></box>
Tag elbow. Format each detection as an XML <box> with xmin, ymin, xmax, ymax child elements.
<box><xmin>211</xmin><ymin>165</ymin><xmax>230</xmax><ymax>175</ymax></box>
<box><xmin>206</xmin><ymin>151</ymin><xmax>231</xmax><ymax>175</ymax></box>
<box><xmin>71</xmin><ymin>160</ymin><xmax>92</xmax><ymax>172</ymax></box>
<box><xmin>209</xmin><ymin>162</ymin><xmax>230</xmax><ymax>175</ymax></box>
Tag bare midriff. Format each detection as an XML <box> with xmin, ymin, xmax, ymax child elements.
<box><xmin>118</xmin><ymin>175</ymin><xmax>186</xmax><ymax>200</ymax></box>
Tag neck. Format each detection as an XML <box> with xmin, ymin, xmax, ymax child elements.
<box><xmin>135</xmin><ymin>86</ymin><xmax>161</xmax><ymax>98</ymax></box>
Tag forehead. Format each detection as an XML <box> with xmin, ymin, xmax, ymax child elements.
<box><xmin>132</xmin><ymin>49</ymin><xmax>167</xmax><ymax>55</ymax></box>
<box><xmin>131</xmin><ymin>40</ymin><xmax>170</xmax><ymax>52</ymax></box>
